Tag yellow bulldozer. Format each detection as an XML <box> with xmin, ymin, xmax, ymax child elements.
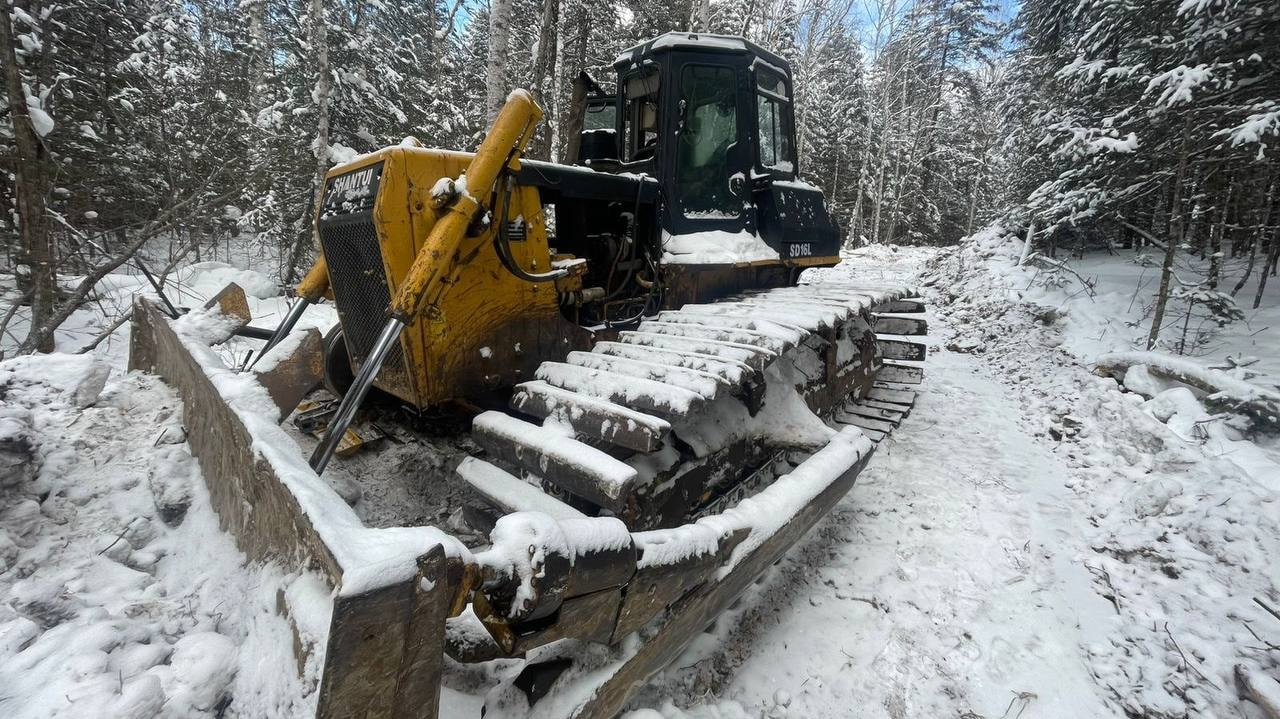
<box><xmin>130</xmin><ymin>32</ymin><xmax>928</xmax><ymax>719</ymax></box>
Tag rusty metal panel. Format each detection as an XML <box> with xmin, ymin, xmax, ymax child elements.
<box><xmin>200</xmin><ymin>282</ymin><xmax>252</xmax><ymax>344</ymax></box>
<box><xmin>254</xmin><ymin>328</ymin><xmax>325</xmax><ymax>422</ymax></box>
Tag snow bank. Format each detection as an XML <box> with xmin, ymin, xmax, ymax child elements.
<box><xmin>0</xmin><ymin>364</ymin><xmax>318</xmax><ymax>717</ymax></box>
<box><xmin>911</xmin><ymin>225</ymin><xmax>1280</xmax><ymax>719</ymax></box>
<box><xmin>1097</xmin><ymin>350</ymin><xmax>1280</xmax><ymax>432</ymax></box>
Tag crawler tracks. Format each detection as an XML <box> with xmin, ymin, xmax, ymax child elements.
<box><xmin>454</xmin><ymin>280</ymin><xmax>930</xmax><ymax>716</ymax></box>
<box><xmin>462</xmin><ymin>280</ymin><xmax>928</xmax><ymax>532</ymax></box>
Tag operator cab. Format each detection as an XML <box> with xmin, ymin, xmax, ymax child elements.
<box><xmin>572</xmin><ymin>32</ymin><xmax>840</xmax><ymax>258</ymax></box>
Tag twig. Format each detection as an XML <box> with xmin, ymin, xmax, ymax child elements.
<box><xmin>1257</xmin><ymin>597</ymin><xmax>1280</xmax><ymax>624</ymax></box>
<box><xmin>1000</xmin><ymin>691</ymin><xmax>1037</xmax><ymax>719</ymax></box>
<box><xmin>1118</xmin><ymin>219</ymin><xmax>1169</xmax><ymax>251</ymax></box>
<box><xmin>1242</xmin><ymin>621</ymin><xmax>1280</xmax><ymax>652</ymax></box>
<box><xmin>97</xmin><ymin>523</ymin><xmax>131</xmax><ymax>556</ymax></box>
<box><xmin>1164</xmin><ymin>622</ymin><xmax>1221</xmax><ymax>690</ymax></box>
<box><xmin>76</xmin><ymin>307</ymin><xmax>134</xmax><ymax>354</ymax></box>
<box><xmin>1023</xmin><ymin>252</ymin><xmax>1097</xmax><ymax>298</ymax></box>
<box><xmin>1126</xmin><ymin>267</ymin><xmax>1149</xmax><ymax>314</ymax></box>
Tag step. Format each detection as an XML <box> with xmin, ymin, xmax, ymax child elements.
<box><xmin>535</xmin><ymin>362</ymin><xmax>704</xmax><ymax>417</ymax></box>
<box><xmin>456</xmin><ymin>456</ymin><xmax>586</xmax><ymax>520</ymax></box>
<box><xmin>509</xmin><ymin>380</ymin><xmax>671</xmax><ymax>453</ymax></box>
<box><xmin>472</xmin><ymin>412</ymin><xmax>637</xmax><ymax>512</ymax></box>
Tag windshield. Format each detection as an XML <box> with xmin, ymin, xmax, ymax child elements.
<box><xmin>675</xmin><ymin>65</ymin><xmax>739</xmax><ymax>219</ymax></box>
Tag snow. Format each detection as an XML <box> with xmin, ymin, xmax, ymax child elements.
<box><xmin>661</xmin><ymin>230</ymin><xmax>779</xmax><ymax>265</ymax></box>
<box><xmin>567</xmin><ymin>351</ymin><xmax>723</xmax><ymax>399</ymax></box>
<box><xmin>480</xmin><ymin>512</ymin><xmax>569</xmax><ymax>620</ymax></box>
<box><xmin>0</xmin><ymin>365</ymin><xmax>320</xmax><ymax>717</ymax></box>
<box><xmin>536</xmin><ymin>362</ymin><xmax>704</xmax><ymax>416</ymax></box>
<box><xmin>25</xmin><ymin>105</ymin><xmax>54</xmax><ymax>138</ymax></box>
<box><xmin>327</xmin><ymin>142</ymin><xmax>361</xmax><ymax>165</ymax></box>
<box><xmin>0</xmin><ymin>260</ymin><xmax>335</xmax><ymax>378</ymax></box>
<box><xmin>1218</xmin><ymin>104</ymin><xmax>1280</xmax><ymax>147</ymax></box>
<box><xmin>1146</xmin><ymin>64</ymin><xmax>1212</xmax><ymax>107</ymax></box>
<box><xmin>1098</xmin><ymin>349</ymin><xmax>1280</xmax><ymax>411</ymax></box>
<box><xmin>616</xmin><ymin>33</ymin><xmax>753</xmax><ymax>66</ymax></box>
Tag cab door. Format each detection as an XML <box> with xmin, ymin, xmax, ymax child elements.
<box><xmin>665</xmin><ymin>57</ymin><xmax>752</xmax><ymax>235</ymax></box>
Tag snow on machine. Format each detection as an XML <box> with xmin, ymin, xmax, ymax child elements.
<box><xmin>129</xmin><ymin>32</ymin><xmax>928</xmax><ymax>718</ymax></box>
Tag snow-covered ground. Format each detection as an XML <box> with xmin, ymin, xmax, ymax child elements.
<box><xmin>2</xmin><ymin>231</ymin><xmax>1278</xmax><ymax>718</ymax></box>
<box><xmin>0</xmin><ymin>355</ymin><xmax>319</xmax><ymax>718</ymax></box>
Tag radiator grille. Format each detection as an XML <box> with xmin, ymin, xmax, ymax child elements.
<box><xmin>317</xmin><ymin>199</ymin><xmax>411</xmax><ymax>399</ymax></box>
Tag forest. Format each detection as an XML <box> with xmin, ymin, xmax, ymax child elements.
<box><xmin>1</xmin><ymin>0</ymin><xmax>1278</xmax><ymax>355</ymax></box>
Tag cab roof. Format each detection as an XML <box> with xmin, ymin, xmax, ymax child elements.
<box><xmin>613</xmin><ymin>32</ymin><xmax>791</xmax><ymax>76</ymax></box>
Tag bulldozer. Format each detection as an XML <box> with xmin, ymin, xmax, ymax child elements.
<box><xmin>130</xmin><ymin>32</ymin><xmax>928</xmax><ymax>719</ymax></box>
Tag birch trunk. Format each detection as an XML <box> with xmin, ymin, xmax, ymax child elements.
<box><xmin>485</xmin><ymin>0</ymin><xmax>514</xmax><ymax>122</ymax></box>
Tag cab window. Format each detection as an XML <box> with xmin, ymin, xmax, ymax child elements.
<box><xmin>584</xmin><ymin>100</ymin><xmax>616</xmax><ymax>131</ymax></box>
<box><xmin>623</xmin><ymin>69</ymin><xmax>660</xmax><ymax>162</ymax></box>
<box><xmin>755</xmin><ymin>67</ymin><xmax>794</xmax><ymax>174</ymax></box>
<box><xmin>675</xmin><ymin>65</ymin><xmax>739</xmax><ymax>219</ymax></box>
